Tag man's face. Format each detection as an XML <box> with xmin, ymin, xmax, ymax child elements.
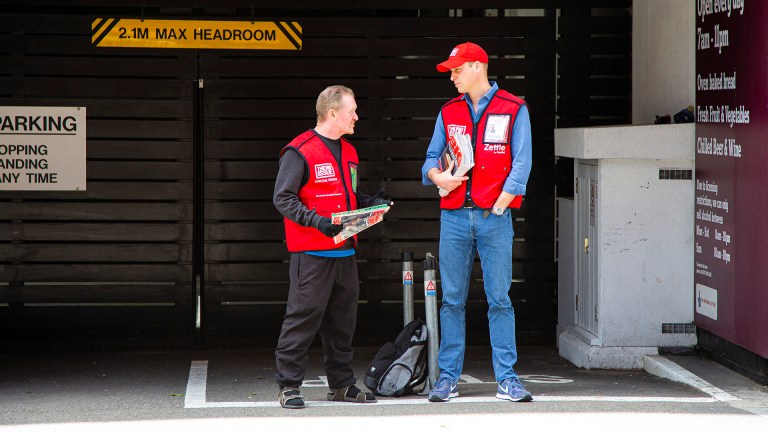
<box><xmin>331</xmin><ymin>94</ymin><xmax>359</xmax><ymax>135</ymax></box>
<box><xmin>450</xmin><ymin>62</ymin><xmax>481</xmax><ymax>94</ymax></box>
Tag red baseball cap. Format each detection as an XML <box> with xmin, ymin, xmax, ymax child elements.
<box><xmin>436</xmin><ymin>42</ymin><xmax>489</xmax><ymax>72</ymax></box>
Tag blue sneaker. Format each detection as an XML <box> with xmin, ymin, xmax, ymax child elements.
<box><xmin>428</xmin><ymin>376</ymin><xmax>458</xmax><ymax>402</ymax></box>
<box><xmin>496</xmin><ymin>378</ymin><xmax>533</xmax><ymax>402</ymax></box>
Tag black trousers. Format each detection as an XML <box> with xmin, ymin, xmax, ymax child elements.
<box><xmin>274</xmin><ymin>253</ymin><xmax>359</xmax><ymax>389</ymax></box>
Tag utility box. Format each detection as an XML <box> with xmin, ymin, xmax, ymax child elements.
<box><xmin>555</xmin><ymin>124</ymin><xmax>696</xmax><ymax>369</ymax></box>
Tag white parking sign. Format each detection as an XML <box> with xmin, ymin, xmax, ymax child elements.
<box><xmin>0</xmin><ymin>106</ymin><xmax>86</xmax><ymax>191</ymax></box>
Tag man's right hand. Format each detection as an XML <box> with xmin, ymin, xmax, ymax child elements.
<box><xmin>317</xmin><ymin>217</ymin><xmax>344</xmax><ymax>237</ymax></box>
<box><xmin>429</xmin><ymin>161</ymin><xmax>469</xmax><ymax>194</ymax></box>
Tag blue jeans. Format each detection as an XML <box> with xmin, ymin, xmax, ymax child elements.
<box><xmin>437</xmin><ymin>207</ymin><xmax>519</xmax><ymax>383</ymax></box>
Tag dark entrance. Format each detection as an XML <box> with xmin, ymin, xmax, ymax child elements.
<box><xmin>0</xmin><ymin>3</ymin><xmax>630</xmax><ymax>350</ymax></box>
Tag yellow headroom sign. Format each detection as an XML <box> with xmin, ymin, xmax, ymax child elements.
<box><xmin>92</xmin><ymin>18</ymin><xmax>302</xmax><ymax>50</ymax></box>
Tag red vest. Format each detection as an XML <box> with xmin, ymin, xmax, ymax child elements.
<box><xmin>440</xmin><ymin>89</ymin><xmax>525</xmax><ymax>210</ymax></box>
<box><xmin>281</xmin><ymin>130</ymin><xmax>359</xmax><ymax>252</ymax></box>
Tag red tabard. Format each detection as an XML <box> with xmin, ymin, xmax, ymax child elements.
<box><xmin>440</xmin><ymin>89</ymin><xmax>525</xmax><ymax>209</ymax></box>
<box><xmin>281</xmin><ymin>130</ymin><xmax>359</xmax><ymax>252</ymax></box>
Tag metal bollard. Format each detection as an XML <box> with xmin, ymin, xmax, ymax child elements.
<box><xmin>423</xmin><ymin>252</ymin><xmax>440</xmax><ymax>391</ymax></box>
<box><xmin>402</xmin><ymin>252</ymin><xmax>414</xmax><ymax>326</ymax></box>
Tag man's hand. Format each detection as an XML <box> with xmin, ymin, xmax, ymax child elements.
<box><xmin>493</xmin><ymin>191</ymin><xmax>517</xmax><ymax>210</ymax></box>
<box><xmin>317</xmin><ymin>217</ymin><xmax>344</xmax><ymax>237</ymax></box>
<box><xmin>370</xmin><ymin>188</ymin><xmax>394</xmax><ymax>207</ymax></box>
<box><xmin>429</xmin><ymin>160</ymin><xmax>469</xmax><ymax>194</ymax></box>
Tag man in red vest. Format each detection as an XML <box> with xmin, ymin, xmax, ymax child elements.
<box><xmin>421</xmin><ymin>42</ymin><xmax>533</xmax><ymax>403</ymax></box>
<box><xmin>273</xmin><ymin>85</ymin><xmax>389</xmax><ymax>408</ymax></box>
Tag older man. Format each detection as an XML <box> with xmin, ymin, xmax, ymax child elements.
<box><xmin>272</xmin><ymin>85</ymin><xmax>390</xmax><ymax>408</ymax></box>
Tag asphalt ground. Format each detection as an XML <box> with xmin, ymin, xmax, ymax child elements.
<box><xmin>1</xmin><ymin>345</ymin><xmax>766</xmax><ymax>432</ymax></box>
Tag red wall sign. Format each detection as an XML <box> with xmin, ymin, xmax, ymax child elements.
<box><xmin>695</xmin><ymin>0</ymin><xmax>768</xmax><ymax>358</ymax></box>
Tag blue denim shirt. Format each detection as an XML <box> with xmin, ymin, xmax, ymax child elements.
<box><xmin>421</xmin><ymin>82</ymin><xmax>532</xmax><ymax>197</ymax></box>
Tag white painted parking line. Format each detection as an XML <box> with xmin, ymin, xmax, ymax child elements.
<box><xmin>459</xmin><ymin>374</ymin><xmax>485</xmax><ymax>384</ymax></box>
<box><xmin>184</xmin><ymin>360</ymin><xmax>719</xmax><ymax>409</ymax></box>
<box><xmin>184</xmin><ymin>361</ymin><xmax>209</xmax><ymax>408</ymax></box>
<box><xmin>644</xmin><ymin>356</ymin><xmax>739</xmax><ymax>401</ymax></box>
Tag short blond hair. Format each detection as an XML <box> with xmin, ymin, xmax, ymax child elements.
<box><xmin>316</xmin><ymin>85</ymin><xmax>354</xmax><ymax>123</ymax></box>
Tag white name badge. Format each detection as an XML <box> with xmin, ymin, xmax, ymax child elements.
<box><xmin>484</xmin><ymin>114</ymin><xmax>511</xmax><ymax>144</ymax></box>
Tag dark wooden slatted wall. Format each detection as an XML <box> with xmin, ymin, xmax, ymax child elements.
<box><xmin>557</xmin><ymin>5</ymin><xmax>632</xmax><ymax>128</ymax></box>
<box><xmin>200</xmin><ymin>8</ymin><xmax>559</xmax><ymax>345</ymax></box>
<box><xmin>0</xmin><ymin>12</ymin><xmax>196</xmax><ymax>349</ymax></box>
<box><xmin>555</xmin><ymin>5</ymin><xmax>632</xmax><ymax>197</ymax></box>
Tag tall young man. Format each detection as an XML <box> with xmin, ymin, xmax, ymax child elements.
<box><xmin>421</xmin><ymin>42</ymin><xmax>533</xmax><ymax>403</ymax></box>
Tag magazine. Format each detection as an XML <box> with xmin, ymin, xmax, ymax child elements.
<box><xmin>331</xmin><ymin>204</ymin><xmax>391</xmax><ymax>244</ymax></box>
<box><xmin>438</xmin><ymin>132</ymin><xmax>474</xmax><ymax>197</ymax></box>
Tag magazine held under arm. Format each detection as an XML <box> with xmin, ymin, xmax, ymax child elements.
<box><xmin>438</xmin><ymin>132</ymin><xmax>475</xmax><ymax>197</ymax></box>
<box><xmin>331</xmin><ymin>204</ymin><xmax>391</xmax><ymax>244</ymax></box>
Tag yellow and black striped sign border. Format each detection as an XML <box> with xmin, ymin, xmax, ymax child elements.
<box><xmin>92</xmin><ymin>18</ymin><xmax>302</xmax><ymax>50</ymax></box>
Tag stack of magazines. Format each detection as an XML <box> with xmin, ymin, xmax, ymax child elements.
<box><xmin>331</xmin><ymin>204</ymin><xmax>391</xmax><ymax>244</ymax></box>
<box><xmin>438</xmin><ymin>132</ymin><xmax>474</xmax><ymax>197</ymax></box>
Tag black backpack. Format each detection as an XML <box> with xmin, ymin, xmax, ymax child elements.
<box><xmin>363</xmin><ymin>319</ymin><xmax>428</xmax><ymax>397</ymax></box>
